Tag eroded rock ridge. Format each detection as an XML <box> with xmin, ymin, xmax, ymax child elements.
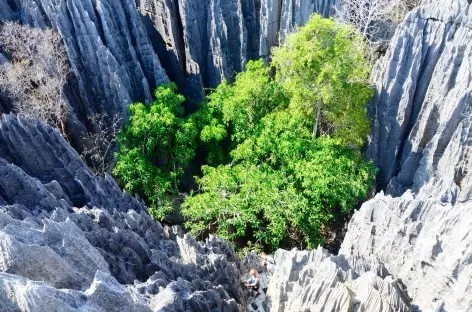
<box><xmin>0</xmin><ymin>114</ymin><xmax>242</xmax><ymax>311</ymax></box>
<box><xmin>263</xmin><ymin>1</ymin><xmax>472</xmax><ymax>311</ymax></box>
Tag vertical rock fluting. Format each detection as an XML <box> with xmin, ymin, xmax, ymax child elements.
<box><xmin>178</xmin><ymin>0</ymin><xmax>257</xmax><ymax>102</ymax></box>
<box><xmin>266</xmin><ymin>248</ymin><xmax>411</xmax><ymax>311</ymax></box>
<box><xmin>15</xmin><ymin>0</ymin><xmax>169</xmax><ymax>120</ymax></box>
<box><xmin>136</xmin><ymin>0</ymin><xmax>195</xmax><ymax>104</ymax></box>
<box><xmin>137</xmin><ymin>0</ymin><xmax>336</xmax><ymax>105</ymax></box>
<box><xmin>366</xmin><ymin>0</ymin><xmax>472</xmax><ymax>194</ymax></box>
<box><xmin>1</xmin><ymin>0</ymin><xmax>336</xmax><ymax>115</ymax></box>
<box><xmin>265</xmin><ymin>2</ymin><xmax>472</xmax><ymax>311</ymax></box>
<box><xmin>339</xmin><ymin>1</ymin><xmax>472</xmax><ymax>310</ymax></box>
<box><xmin>259</xmin><ymin>0</ymin><xmax>282</xmax><ymax>59</ymax></box>
<box><xmin>137</xmin><ymin>0</ymin><xmax>262</xmax><ymax>106</ymax></box>
<box><xmin>0</xmin><ymin>114</ymin><xmax>243</xmax><ymax>311</ymax></box>
<box><xmin>279</xmin><ymin>0</ymin><xmax>338</xmax><ymax>42</ymax></box>
<box><xmin>171</xmin><ymin>0</ymin><xmax>336</xmax><ymax>103</ymax></box>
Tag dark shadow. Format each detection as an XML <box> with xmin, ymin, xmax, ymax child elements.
<box><xmin>138</xmin><ymin>8</ymin><xmax>206</xmax><ymax>112</ymax></box>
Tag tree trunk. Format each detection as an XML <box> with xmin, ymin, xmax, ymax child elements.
<box><xmin>312</xmin><ymin>100</ymin><xmax>321</xmax><ymax>140</ymax></box>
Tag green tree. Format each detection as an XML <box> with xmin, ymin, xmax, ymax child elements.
<box><xmin>188</xmin><ymin>100</ymin><xmax>228</xmax><ymax>165</ymax></box>
<box><xmin>182</xmin><ymin>16</ymin><xmax>377</xmax><ymax>250</ymax></box>
<box><xmin>114</xmin><ymin>15</ymin><xmax>377</xmax><ymax>252</ymax></box>
<box><xmin>272</xmin><ymin>14</ymin><xmax>373</xmax><ymax>147</ymax></box>
<box><xmin>183</xmin><ymin>110</ymin><xmax>377</xmax><ymax>249</ymax></box>
<box><xmin>187</xmin><ymin>59</ymin><xmax>289</xmax><ymax>165</ymax></box>
<box><xmin>113</xmin><ymin>83</ymin><xmax>198</xmax><ymax>220</ymax></box>
<box><xmin>206</xmin><ymin>60</ymin><xmax>289</xmax><ymax>144</ymax></box>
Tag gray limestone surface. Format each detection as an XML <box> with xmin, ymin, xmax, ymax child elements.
<box><xmin>0</xmin><ymin>114</ymin><xmax>243</xmax><ymax>311</ymax></box>
<box><xmin>1</xmin><ymin>0</ymin><xmax>472</xmax><ymax>311</ymax></box>
<box><xmin>264</xmin><ymin>1</ymin><xmax>472</xmax><ymax>311</ymax></box>
<box><xmin>340</xmin><ymin>0</ymin><xmax>472</xmax><ymax>310</ymax></box>
<box><xmin>1</xmin><ymin>0</ymin><xmax>336</xmax><ymax>114</ymax></box>
<box><xmin>266</xmin><ymin>248</ymin><xmax>411</xmax><ymax>312</ymax></box>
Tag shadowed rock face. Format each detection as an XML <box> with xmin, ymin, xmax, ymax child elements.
<box><xmin>18</xmin><ymin>0</ymin><xmax>169</xmax><ymax>119</ymax></box>
<box><xmin>1</xmin><ymin>0</ymin><xmax>336</xmax><ymax>116</ymax></box>
<box><xmin>0</xmin><ymin>114</ymin><xmax>242</xmax><ymax>311</ymax></box>
<box><xmin>136</xmin><ymin>0</ymin><xmax>338</xmax><ymax>107</ymax></box>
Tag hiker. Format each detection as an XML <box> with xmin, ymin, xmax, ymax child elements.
<box><xmin>245</xmin><ymin>269</ymin><xmax>265</xmax><ymax>312</ymax></box>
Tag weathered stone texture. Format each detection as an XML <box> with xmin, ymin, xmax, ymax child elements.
<box><xmin>267</xmin><ymin>248</ymin><xmax>411</xmax><ymax>312</ymax></box>
<box><xmin>1</xmin><ymin>0</ymin><xmax>336</xmax><ymax>114</ymax></box>
<box><xmin>0</xmin><ymin>115</ymin><xmax>243</xmax><ymax>311</ymax></box>
<box><xmin>267</xmin><ymin>1</ymin><xmax>472</xmax><ymax>311</ymax></box>
<box><xmin>341</xmin><ymin>1</ymin><xmax>472</xmax><ymax>310</ymax></box>
<box><xmin>279</xmin><ymin>0</ymin><xmax>338</xmax><ymax>41</ymax></box>
<box><xmin>366</xmin><ymin>0</ymin><xmax>472</xmax><ymax>193</ymax></box>
<box><xmin>16</xmin><ymin>0</ymin><xmax>168</xmax><ymax>120</ymax></box>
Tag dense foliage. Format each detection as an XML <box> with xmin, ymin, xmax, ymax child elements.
<box><xmin>113</xmin><ymin>83</ymin><xmax>198</xmax><ymax>220</ymax></box>
<box><xmin>272</xmin><ymin>15</ymin><xmax>373</xmax><ymax>147</ymax></box>
<box><xmin>183</xmin><ymin>110</ymin><xmax>376</xmax><ymax>249</ymax></box>
<box><xmin>114</xmin><ymin>15</ymin><xmax>377</xmax><ymax>250</ymax></box>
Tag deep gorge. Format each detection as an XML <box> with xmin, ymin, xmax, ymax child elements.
<box><xmin>0</xmin><ymin>0</ymin><xmax>471</xmax><ymax>311</ymax></box>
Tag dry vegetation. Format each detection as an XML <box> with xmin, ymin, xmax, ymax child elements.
<box><xmin>82</xmin><ymin>112</ymin><xmax>122</xmax><ymax>176</ymax></box>
<box><xmin>0</xmin><ymin>22</ymin><xmax>70</xmax><ymax>133</ymax></box>
<box><xmin>335</xmin><ymin>0</ymin><xmax>422</xmax><ymax>47</ymax></box>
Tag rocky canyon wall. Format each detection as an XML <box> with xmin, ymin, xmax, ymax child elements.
<box><xmin>1</xmin><ymin>0</ymin><xmax>471</xmax><ymax>311</ymax></box>
<box><xmin>1</xmin><ymin>0</ymin><xmax>337</xmax><ymax>122</ymax></box>
<box><xmin>0</xmin><ymin>114</ymin><xmax>243</xmax><ymax>311</ymax></box>
<box><xmin>268</xmin><ymin>1</ymin><xmax>472</xmax><ymax>311</ymax></box>
<box><xmin>136</xmin><ymin>0</ymin><xmax>337</xmax><ymax>107</ymax></box>
<box><xmin>344</xmin><ymin>0</ymin><xmax>472</xmax><ymax>309</ymax></box>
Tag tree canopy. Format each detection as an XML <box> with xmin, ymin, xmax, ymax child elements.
<box><xmin>113</xmin><ymin>83</ymin><xmax>199</xmax><ymax>220</ymax></box>
<box><xmin>183</xmin><ymin>109</ymin><xmax>376</xmax><ymax>249</ymax></box>
<box><xmin>182</xmin><ymin>15</ymin><xmax>376</xmax><ymax>249</ymax></box>
<box><xmin>272</xmin><ymin>14</ymin><xmax>373</xmax><ymax>147</ymax></box>
<box><xmin>114</xmin><ymin>14</ymin><xmax>377</xmax><ymax>251</ymax></box>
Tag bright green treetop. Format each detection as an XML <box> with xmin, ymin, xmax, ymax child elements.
<box><xmin>113</xmin><ymin>15</ymin><xmax>377</xmax><ymax>252</ymax></box>
<box><xmin>183</xmin><ymin>109</ymin><xmax>376</xmax><ymax>249</ymax></box>
<box><xmin>272</xmin><ymin>14</ymin><xmax>373</xmax><ymax>147</ymax></box>
<box><xmin>206</xmin><ymin>59</ymin><xmax>289</xmax><ymax>144</ymax></box>
<box><xmin>113</xmin><ymin>83</ymin><xmax>198</xmax><ymax>220</ymax></box>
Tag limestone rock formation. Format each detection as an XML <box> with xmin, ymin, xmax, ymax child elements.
<box><xmin>2</xmin><ymin>0</ymin><xmax>472</xmax><ymax>311</ymax></box>
<box><xmin>1</xmin><ymin>0</ymin><xmax>338</xmax><ymax>119</ymax></box>
<box><xmin>264</xmin><ymin>1</ymin><xmax>472</xmax><ymax>311</ymax></box>
<box><xmin>0</xmin><ymin>271</ymin><xmax>152</xmax><ymax>312</ymax></box>
<box><xmin>279</xmin><ymin>0</ymin><xmax>338</xmax><ymax>42</ymax></box>
<box><xmin>267</xmin><ymin>248</ymin><xmax>411</xmax><ymax>312</ymax></box>
<box><xmin>339</xmin><ymin>0</ymin><xmax>472</xmax><ymax>310</ymax></box>
<box><xmin>0</xmin><ymin>114</ymin><xmax>243</xmax><ymax>311</ymax></box>
<box><xmin>12</xmin><ymin>0</ymin><xmax>169</xmax><ymax>120</ymax></box>
<box><xmin>366</xmin><ymin>0</ymin><xmax>472</xmax><ymax>194</ymax></box>
<box><xmin>137</xmin><ymin>0</ymin><xmax>337</xmax><ymax>105</ymax></box>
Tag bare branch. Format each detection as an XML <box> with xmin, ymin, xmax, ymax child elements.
<box><xmin>82</xmin><ymin>112</ymin><xmax>122</xmax><ymax>176</ymax></box>
<box><xmin>0</xmin><ymin>22</ymin><xmax>70</xmax><ymax>134</ymax></box>
<box><xmin>388</xmin><ymin>0</ymin><xmax>422</xmax><ymax>23</ymax></box>
<box><xmin>335</xmin><ymin>0</ymin><xmax>394</xmax><ymax>46</ymax></box>
<box><xmin>335</xmin><ymin>0</ymin><xmax>421</xmax><ymax>48</ymax></box>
